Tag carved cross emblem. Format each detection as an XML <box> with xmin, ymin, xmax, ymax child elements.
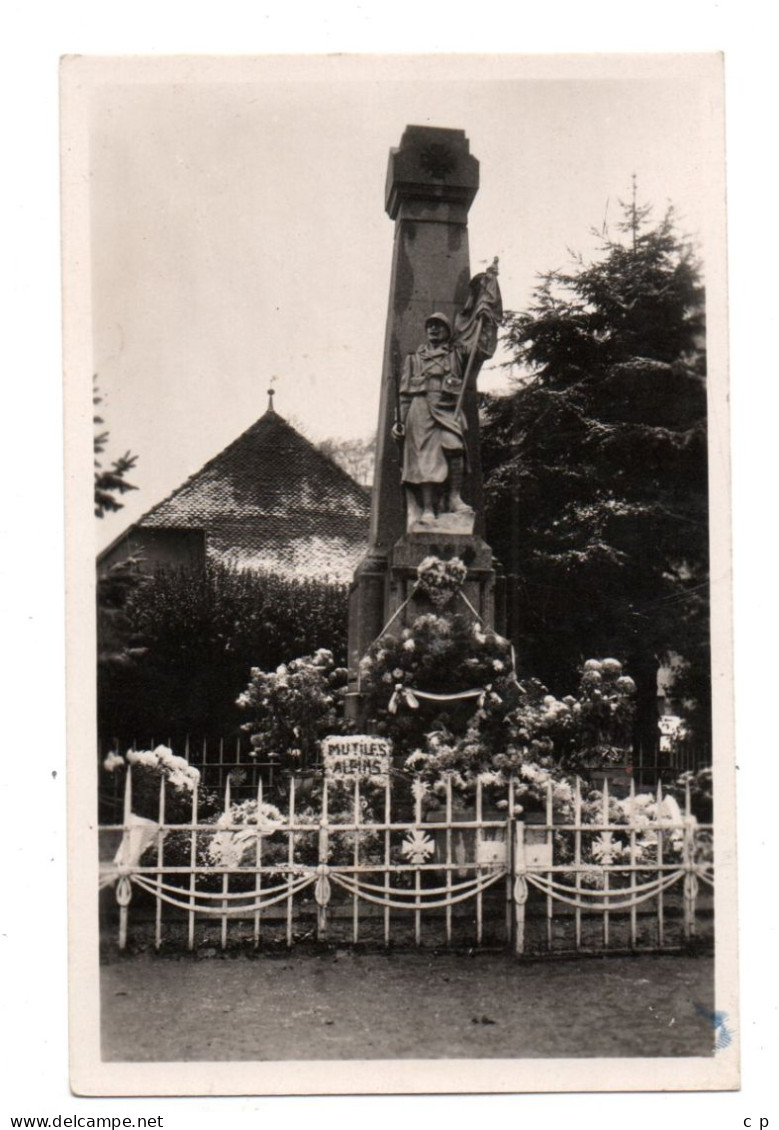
<box><xmin>419</xmin><ymin>143</ymin><xmax>457</xmax><ymax>178</ymax></box>
<box><xmin>401</xmin><ymin>829</ymin><xmax>435</xmax><ymax>864</ymax></box>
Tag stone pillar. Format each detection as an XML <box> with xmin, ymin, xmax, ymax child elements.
<box><xmin>346</xmin><ymin>126</ymin><xmax>502</xmax><ymax>720</ymax></box>
<box><xmin>371</xmin><ymin>125</ymin><xmax>483</xmax><ymax>555</ymax></box>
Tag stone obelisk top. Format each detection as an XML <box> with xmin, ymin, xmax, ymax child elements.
<box><xmin>384</xmin><ymin>125</ymin><xmax>479</xmax><ymax>222</ymax></box>
<box><xmin>368</xmin><ymin>125</ymin><xmax>484</xmax><ymax>554</ymax></box>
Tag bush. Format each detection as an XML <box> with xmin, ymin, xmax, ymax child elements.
<box><xmin>102</xmin><ymin>745</ymin><xmax>220</xmax><ymax>823</ymax></box>
<box><xmin>237</xmin><ymin>649</ymin><xmax>349</xmax><ymax>768</ymax></box>
<box><xmin>670</xmin><ymin>766</ymin><xmax>713</xmax><ymax>822</ymax></box>
<box><xmin>97</xmin><ymin>562</ymin><xmax>348</xmax><ymax>741</ymax></box>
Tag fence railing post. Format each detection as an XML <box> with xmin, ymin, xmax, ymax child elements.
<box><xmin>315</xmin><ymin>777</ymin><xmax>330</xmax><ymax>942</ymax></box>
<box><xmin>513</xmin><ymin>818</ymin><xmax>528</xmax><ymax>956</ymax></box>
<box><xmin>682</xmin><ymin>778</ymin><xmax>698</xmax><ymax>941</ymax></box>
<box><xmin>155</xmin><ymin>772</ymin><xmax>165</xmax><ymax>951</ymax></box>
<box><xmin>504</xmin><ymin>778</ymin><xmax>515</xmax><ymax>946</ymax></box>
<box><xmin>117</xmin><ymin>764</ymin><xmax>133</xmax><ymax>951</ymax></box>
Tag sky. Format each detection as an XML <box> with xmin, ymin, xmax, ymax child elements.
<box><xmin>86</xmin><ymin>55</ymin><xmax>725</xmax><ymax>551</ymax></box>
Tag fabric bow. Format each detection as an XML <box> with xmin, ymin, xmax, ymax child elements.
<box><xmin>388</xmin><ymin>684</ymin><xmax>420</xmax><ymax>713</ymax></box>
<box><xmin>477</xmin><ymin>683</ymin><xmax>503</xmax><ymax>709</ymax></box>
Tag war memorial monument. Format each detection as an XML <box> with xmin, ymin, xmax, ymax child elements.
<box><xmin>347</xmin><ymin>124</ymin><xmax>504</xmax><ymax>722</ymax></box>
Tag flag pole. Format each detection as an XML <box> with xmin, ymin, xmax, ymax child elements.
<box><xmin>453</xmin><ymin>312</ymin><xmax>485</xmax><ymax>425</ymax></box>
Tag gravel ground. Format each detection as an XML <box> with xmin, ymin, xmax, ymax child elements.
<box><xmin>101</xmin><ymin>950</ymin><xmax>715</xmax><ymax>1061</ymax></box>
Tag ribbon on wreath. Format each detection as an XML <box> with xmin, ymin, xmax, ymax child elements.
<box><xmin>477</xmin><ymin>683</ymin><xmax>503</xmax><ymax>709</ymax></box>
<box><xmin>388</xmin><ymin>684</ymin><xmax>420</xmax><ymax>713</ymax></box>
<box><xmin>388</xmin><ymin>684</ymin><xmax>500</xmax><ymax>714</ymax></box>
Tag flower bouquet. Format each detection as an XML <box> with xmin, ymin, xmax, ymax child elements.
<box><xmin>416</xmin><ymin>555</ymin><xmax>468</xmax><ymax>608</ymax></box>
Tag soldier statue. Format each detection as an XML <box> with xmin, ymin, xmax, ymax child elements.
<box><xmin>392</xmin><ymin>258</ymin><xmax>502</xmax><ymax>531</ymax></box>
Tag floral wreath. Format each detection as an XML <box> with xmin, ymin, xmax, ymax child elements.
<box><xmin>415</xmin><ymin>555</ymin><xmax>468</xmax><ymax>608</ymax></box>
<box><xmin>359</xmin><ymin>610</ymin><xmax>520</xmax><ymax>720</ymax></box>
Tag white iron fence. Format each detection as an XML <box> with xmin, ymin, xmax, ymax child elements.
<box><xmin>98</xmin><ymin>734</ymin><xmax>711</xmax><ymax>818</ymax></box>
<box><xmin>512</xmin><ymin>776</ymin><xmax>713</xmax><ymax>954</ymax></box>
<box><xmin>99</xmin><ymin>769</ymin><xmax>713</xmax><ymax>955</ymax></box>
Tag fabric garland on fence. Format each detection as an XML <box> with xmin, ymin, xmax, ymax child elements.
<box><xmin>523</xmin><ymin>868</ymin><xmax>685</xmax><ymax>913</ymax></box>
<box><xmin>130</xmin><ymin>872</ymin><xmax>308</xmax><ymax>901</ymax></box>
<box><xmin>130</xmin><ymin>872</ymin><xmax>317</xmax><ymax>916</ymax></box>
<box><xmin>330</xmin><ymin>868</ymin><xmax>505</xmax><ymax>911</ymax></box>
<box><xmin>526</xmin><ymin>868</ymin><xmax>687</xmax><ymax>900</ymax></box>
<box><xmin>116</xmin><ymin>864</ymin><xmax>507</xmax><ymax>916</ymax></box>
<box><xmin>329</xmin><ymin>868</ymin><xmax>507</xmax><ymax>899</ymax></box>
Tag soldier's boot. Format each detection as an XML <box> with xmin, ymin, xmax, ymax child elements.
<box><xmin>446</xmin><ymin>455</ymin><xmax>472</xmax><ymax>513</ymax></box>
<box><xmin>419</xmin><ymin>483</ymin><xmax>437</xmax><ymax>525</ymax></box>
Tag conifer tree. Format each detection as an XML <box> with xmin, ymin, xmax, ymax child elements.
<box><xmin>481</xmin><ymin>193</ymin><xmax>709</xmax><ymax>751</ymax></box>
<box><xmin>94</xmin><ymin>378</ymin><xmax>138</xmax><ymax>517</ymax></box>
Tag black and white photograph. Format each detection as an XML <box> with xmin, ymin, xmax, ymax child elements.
<box><xmin>61</xmin><ymin>52</ymin><xmax>736</xmax><ymax>1095</ymax></box>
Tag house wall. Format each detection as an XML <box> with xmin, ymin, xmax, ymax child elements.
<box><xmin>98</xmin><ymin>527</ymin><xmax>206</xmax><ymax>575</ymax></box>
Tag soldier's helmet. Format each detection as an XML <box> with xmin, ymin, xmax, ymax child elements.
<box><xmin>424</xmin><ymin>312</ymin><xmax>453</xmax><ymax>337</ymax></box>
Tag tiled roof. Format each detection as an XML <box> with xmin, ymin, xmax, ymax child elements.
<box><xmin>137</xmin><ymin>408</ymin><xmax>370</xmax><ymax>582</ymax></box>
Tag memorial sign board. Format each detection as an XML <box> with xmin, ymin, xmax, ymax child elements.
<box><xmin>321</xmin><ymin>735</ymin><xmax>392</xmax><ymax>784</ymax></box>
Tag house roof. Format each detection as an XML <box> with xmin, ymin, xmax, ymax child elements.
<box><xmin>104</xmin><ymin>405</ymin><xmax>371</xmax><ymax>582</ymax></box>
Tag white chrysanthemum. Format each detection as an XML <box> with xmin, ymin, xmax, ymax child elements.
<box><xmin>127</xmin><ymin>749</ymin><xmax>158</xmax><ymax>768</ymax></box>
<box><xmin>166</xmin><ymin>771</ymin><xmax>190</xmax><ymax>791</ymax></box>
<box><xmin>411</xmin><ymin>778</ymin><xmax>429</xmax><ymax>802</ymax></box>
<box><xmin>520</xmin><ymin>762</ymin><xmax>551</xmax><ymax>787</ymax></box>
<box><xmin>552</xmin><ymin>780</ymin><xmax>574</xmax><ymax>804</ymax></box>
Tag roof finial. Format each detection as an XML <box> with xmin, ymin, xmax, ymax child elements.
<box><xmin>267</xmin><ymin>385</ymin><xmax>276</xmax><ymax>413</ymax></box>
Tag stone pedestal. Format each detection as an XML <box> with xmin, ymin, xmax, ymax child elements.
<box><xmin>345</xmin><ymin>552</ymin><xmax>389</xmax><ymax>718</ymax></box>
<box><xmin>387</xmin><ymin>534</ymin><xmax>500</xmax><ymax>631</ymax></box>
